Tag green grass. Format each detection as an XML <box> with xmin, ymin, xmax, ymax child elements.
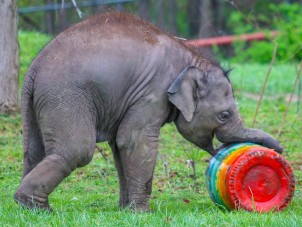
<box><xmin>0</xmin><ymin>31</ymin><xmax>301</xmax><ymax>226</ymax></box>
<box><xmin>18</xmin><ymin>30</ymin><xmax>51</xmax><ymax>87</ymax></box>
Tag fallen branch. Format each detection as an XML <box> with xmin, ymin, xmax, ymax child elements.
<box><xmin>186</xmin><ymin>159</ymin><xmax>197</xmax><ymax>191</ymax></box>
<box><xmin>278</xmin><ymin>61</ymin><xmax>302</xmax><ymax>138</ymax></box>
<box><xmin>95</xmin><ymin>144</ymin><xmax>107</xmax><ymax>161</ymax></box>
<box><xmin>298</xmin><ymin>78</ymin><xmax>301</xmax><ymax>113</ymax></box>
<box><xmin>70</xmin><ymin>0</ymin><xmax>83</xmax><ymax>18</ymax></box>
<box><xmin>252</xmin><ymin>44</ymin><xmax>277</xmax><ymax>127</ymax></box>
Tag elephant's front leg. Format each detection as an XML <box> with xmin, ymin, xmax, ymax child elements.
<box><xmin>116</xmin><ymin>115</ymin><xmax>161</xmax><ymax>212</ymax></box>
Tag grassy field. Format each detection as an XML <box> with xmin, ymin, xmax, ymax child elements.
<box><xmin>0</xmin><ymin>31</ymin><xmax>301</xmax><ymax>226</ymax></box>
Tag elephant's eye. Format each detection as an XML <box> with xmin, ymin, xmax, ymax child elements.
<box><xmin>218</xmin><ymin>111</ymin><xmax>230</xmax><ymax>122</ymax></box>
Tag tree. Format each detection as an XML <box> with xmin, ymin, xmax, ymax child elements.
<box><xmin>199</xmin><ymin>0</ymin><xmax>213</xmax><ymax>38</ymax></box>
<box><xmin>167</xmin><ymin>0</ymin><xmax>177</xmax><ymax>35</ymax></box>
<box><xmin>44</xmin><ymin>0</ymin><xmax>55</xmax><ymax>34</ymax></box>
<box><xmin>138</xmin><ymin>0</ymin><xmax>150</xmax><ymax>21</ymax></box>
<box><xmin>0</xmin><ymin>0</ymin><xmax>19</xmax><ymax>113</ymax></box>
<box><xmin>156</xmin><ymin>0</ymin><xmax>164</xmax><ymax>29</ymax></box>
<box><xmin>188</xmin><ymin>0</ymin><xmax>200</xmax><ymax>37</ymax></box>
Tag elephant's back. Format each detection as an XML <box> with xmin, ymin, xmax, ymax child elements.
<box><xmin>61</xmin><ymin>12</ymin><xmax>163</xmax><ymax>46</ymax></box>
<box><xmin>28</xmin><ymin>13</ymin><xmax>171</xmax><ymax>83</ymax></box>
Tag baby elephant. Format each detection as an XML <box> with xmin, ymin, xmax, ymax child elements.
<box><xmin>14</xmin><ymin>13</ymin><xmax>283</xmax><ymax>212</ymax></box>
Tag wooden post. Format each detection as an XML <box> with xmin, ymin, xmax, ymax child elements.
<box><xmin>0</xmin><ymin>0</ymin><xmax>19</xmax><ymax>113</ymax></box>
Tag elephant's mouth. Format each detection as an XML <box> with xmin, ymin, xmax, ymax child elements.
<box><xmin>198</xmin><ymin>133</ymin><xmax>215</xmax><ymax>155</ymax></box>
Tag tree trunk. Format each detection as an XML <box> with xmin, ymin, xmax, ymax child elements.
<box><xmin>188</xmin><ymin>0</ymin><xmax>200</xmax><ymax>37</ymax></box>
<box><xmin>59</xmin><ymin>8</ymin><xmax>68</xmax><ymax>32</ymax></box>
<box><xmin>199</xmin><ymin>0</ymin><xmax>213</xmax><ymax>38</ymax></box>
<box><xmin>156</xmin><ymin>0</ymin><xmax>164</xmax><ymax>29</ymax></box>
<box><xmin>167</xmin><ymin>0</ymin><xmax>177</xmax><ymax>35</ymax></box>
<box><xmin>0</xmin><ymin>0</ymin><xmax>19</xmax><ymax>113</ymax></box>
<box><xmin>138</xmin><ymin>0</ymin><xmax>150</xmax><ymax>21</ymax></box>
<box><xmin>44</xmin><ymin>0</ymin><xmax>54</xmax><ymax>34</ymax></box>
<box><xmin>212</xmin><ymin>0</ymin><xmax>222</xmax><ymax>34</ymax></box>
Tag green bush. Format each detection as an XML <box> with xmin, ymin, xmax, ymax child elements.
<box><xmin>229</xmin><ymin>3</ymin><xmax>302</xmax><ymax>63</ymax></box>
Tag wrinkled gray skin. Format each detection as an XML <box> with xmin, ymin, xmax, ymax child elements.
<box><xmin>14</xmin><ymin>13</ymin><xmax>283</xmax><ymax>212</ymax></box>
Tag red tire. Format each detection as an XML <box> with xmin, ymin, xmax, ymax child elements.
<box><xmin>226</xmin><ymin>147</ymin><xmax>295</xmax><ymax>212</ymax></box>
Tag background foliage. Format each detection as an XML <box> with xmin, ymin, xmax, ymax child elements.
<box><xmin>18</xmin><ymin>1</ymin><xmax>302</xmax><ymax>63</ymax></box>
<box><xmin>230</xmin><ymin>3</ymin><xmax>302</xmax><ymax>63</ymax></box>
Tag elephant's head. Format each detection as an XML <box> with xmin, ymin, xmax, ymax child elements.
<box><xmin>167</xmin><ymin>66</ymin><xmax>283</xmax><ymax>155</ymax></box>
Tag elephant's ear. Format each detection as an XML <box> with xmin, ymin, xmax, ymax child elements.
<box><xmin>167</xmin><ymin>66</ymin><xmax>209</xmax><ymax>122</ymax></box>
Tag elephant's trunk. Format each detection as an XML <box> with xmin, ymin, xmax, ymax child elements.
<box><xmin>215</xmin><ymin>120</ymin><xmax>283</xmax><ymax>154</ymax></box>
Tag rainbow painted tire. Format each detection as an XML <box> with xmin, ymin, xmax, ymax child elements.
<box><xmin>206</xmin><ymin>143</ymin><xmax>295</xmax><ymax>212</ymax></box>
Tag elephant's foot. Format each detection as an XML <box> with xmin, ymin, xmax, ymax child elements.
<box><xmin>126</xmin><ymin>194</ymin><xmax>152</xmax><ymax>212</ymax></box>
<box><xmin>14</xmin><ymin>191</ymin><xmax>52</xmax><ymax>212</ymax></box>
<box><xmin>118</xmin><ymin>187</ymin><xmax>130</xmax><ymax>209</ymax></box>
<box><xmin>118</xmin><ymin>194</ymin><xmax>151</xmax><ymax>212</ymax></box>
<box><xmin>119</xmin><ymin>202</ymin><xmax>151</xmax><ymax>212</ymax></box>
<box><xmin>127</xmin><ymin>202</ymin><xmax>151</xmax><ymax>212</ymax></box>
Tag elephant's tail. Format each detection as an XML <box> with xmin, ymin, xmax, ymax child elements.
<box><xmin>21</xmin><ymin>70</ymin><xmax>34</xmax><ymax>155</ymax></box>
<box><xmin>21</xmin><ymin>68</ymin><xmax>44</xmax><ymax>178</ymax></box>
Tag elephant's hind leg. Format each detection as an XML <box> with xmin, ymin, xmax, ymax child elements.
<box><xmin>14</xmin><ymin>109</ymin><xmax>96</xmax><ymax>211</ymax></box>
<box><xmin>109</xmin><ymin>141</ymin><xmax>129</xmax><ymax>208</ymax></box>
